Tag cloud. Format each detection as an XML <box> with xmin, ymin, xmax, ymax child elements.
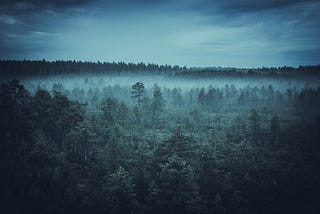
<box><xmin>0</xmin><ymin>15</ymin><xmax>17</xmax><ymax>24</ymax></box>
<box><xmin>0</xmin><ymin>0</ymin><xmax>92</xmax><ymax>7</ymax></box>
<box><xmin>189</xmin><ymin>0</ymin><xmax>319</xmax><ymax>14</ymax></box>
<box><xmin>0</xmin><ymin>0</ymin><xmax>319</xmax><ymax>67</ymax></box>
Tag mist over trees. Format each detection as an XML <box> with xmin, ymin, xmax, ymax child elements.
<box><xmin>0</xmin><ymin>62</ymin><xmax>320</xmax><ymax>214</ymax></box>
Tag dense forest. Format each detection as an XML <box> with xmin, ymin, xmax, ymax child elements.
<box><xmin>1</xmin><ymin>61</ymin><xmax>320</xmax><ymax>214</ymax></box>
<box><xmin>1</xmin><ymin>60</ymin><xmax>320</xmax><ymax>78</ymax></box>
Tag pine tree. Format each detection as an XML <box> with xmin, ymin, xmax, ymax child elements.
<box><xmin>33</xmin><ymin>88</ymin><xmax>54</xmax><ymax>137</ymax></box>
<box><xmin>117</xmin><ymin>101</ymin><xmax>130</xmax><ymax>127</ymax></box>
<box><xmin>198</xmin><ymin>88</ymin><xmax>206</xmax><ymax>107</ymax></box>
<box><xmin>66</xmin><ymin>119</ymin><xmax>97</xmax><ymax>163</ymax></box>
<box><xmin>270</xmin><ymin>114</ymin><xmax>280</xmax><ymax>144</ymax></box>
<box><xmin>131</xmin><ymin>82</ymin><xmax>145</xmax><ymax>107</ymax></box>
<box><xmin>0</xmin><ymin>80</ymin><xmax>34</xmax><ymax>145</ymax></box>
<box><xmin>151</xmin><ymin>84</ymin><xmax>165</xmax><ymax>125</ymax></box>
<box><xmin>165</xmin><ymin>126</ymin><xmax>197</xmax><ymax>161</ymax></box>
<box><xmin>133</xmin><ymin>141</ymin><xmax>152</xmax><ymax>204</ymax></box>
<box><xmin>157</xmin><ymin>154</ymin><xmax>201</xmax><ymax>214</ymax></box>
<box><xmin>103</xmin><ymin>166</ymin><xmax>139</xmax><ymax>214</ymax></box>
<box><xmin>249</xmin><ymin>108</ymin><xmax>261</xmax><ymax>140</ymax></box>
<box><xmin>101</xmin><ymin>97</ymin><xmax>118</xmax><ymax>126</ymax></box>
<box><xmin>52</xmin><ymin>91</ymin><xmax>84</xmax><ymax>150</ymax></box>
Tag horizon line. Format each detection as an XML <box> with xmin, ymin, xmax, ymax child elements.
<box><xmin>1</xmin><ymin>58</ymin><xmax>320</xmax><ymax>70</ymax></box>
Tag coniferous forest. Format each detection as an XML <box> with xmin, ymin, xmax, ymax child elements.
<box><xmin>1</xmin><ymin>60</ymin><xmax>320</xmax><ymax>214</ymax></box>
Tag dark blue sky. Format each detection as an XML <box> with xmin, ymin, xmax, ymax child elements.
<box><xmin>0</xmin><ymin>0</ymin><xmax>319</xmax><ymax>67</ymax></box>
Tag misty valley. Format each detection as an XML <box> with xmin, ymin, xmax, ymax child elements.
<box><xmin>1</xmin><ymin>61</ymin><xmax>320</xmax><ymax>214</ymax></box>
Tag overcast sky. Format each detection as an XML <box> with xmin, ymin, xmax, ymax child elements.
<box><xmin>0</xmin><ymin>0</ymin><xmax>319</xmax><ymax>67</ymax></box>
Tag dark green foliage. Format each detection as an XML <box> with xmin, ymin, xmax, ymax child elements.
<box><xmin>151</xmin><ymin>84</ymin><xmax>165</xmax><ymax>125</ymax></box>
<box><xmin>131</xmin><ymin>82</ymin><xmax>145</xmax><ymax>107</ymax></box>
<box><xmin>157</xmin><ymin>154</ymin><xmax>201</xmax><ymax>214</ymax></box>
<box><xmin>1</xmin><ymin>79</ymin><xmax>320</xmax><ymax>214</ymax></box>
<box><xmin>103</xmin><ymin>166</ymin><xmax>139</xmax><ymax>214</ymax></box>
<box><xmin>66</xmin><ymin>119</ymin><xmax>97</xmax><ymax>163</ymax></box>
<box><xmin>270</xmin><ymin>114</ymin><xmax>280</xmax><ymax>144</ymax></box>
<box><xmin>101</xmin><ymin>97</ymin><xmax>119</xmax><ymax>125</ymax></box>
<box><xmin>249</xmin><ymin>108</ymin><xmax>261</xmax><ymax>139</ymax></box>
<box><xmin>1</xmin><ymin>60</ymin><xmax>320</xmax><ymax>78</ymax></box>
<box><xmin>0</xmin><ymin>79</ymin><xmax>34</xmax><ymax>146</ymax></box>
<box><xmin>198</xmin><ymin>88</ymin><xmax>206</xmax><ymax>107</ymax></box>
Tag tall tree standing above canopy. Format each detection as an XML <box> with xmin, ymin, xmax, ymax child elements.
<box><xmin>131</xmin><ymin>82</ymin><xmax>145</xmax><ymax>107</ymax></box>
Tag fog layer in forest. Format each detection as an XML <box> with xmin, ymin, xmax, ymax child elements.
<box><xmin>1</xmin><ymin>62</ymin><xmax>320</xmax><ymax>214</ymax></box>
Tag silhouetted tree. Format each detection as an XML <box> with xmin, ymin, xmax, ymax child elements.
<box><xmin>151</xmin><ymin>84</ymin><xmax>165</xmax><ymax>124</ymax></box>
<box><xmin>131</xmin><ymin>82</ymin><xmax>145</xmax><ymax>107</ymax></box>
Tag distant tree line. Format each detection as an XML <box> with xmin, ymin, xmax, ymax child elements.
<box><xmin>0</xmin><ymin>60</ymin><xmax>184</xmax><ymax>78</ymax></box>
<box><xmin>0</xmin><ymin>59</ymin><xmax>319</xmax><ymax>78</ymax></box>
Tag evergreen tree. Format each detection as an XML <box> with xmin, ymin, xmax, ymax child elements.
<box><xmin>151</xmin><ymin>84</ymin><xmax>165</xmax><ymax>125</ymax></box>
<box><xmin>103</xmin><ymin>166</ymin><xmax>139</xmax><ymax>214</ymax></box>
<box><xmin>117</xmin><ymin>101</ymin><xmax>130</xmax><ymax>127</ymax></box>
<box><xmin>132</xmin><ymin>141</ymin><xmax>152</xmax><ymax>205</ymax></box>
<box><xmin>249</xmin><ymin>108</ymin><xmax>261</xmax><ymax>139</ymax></box>
<box><xmin>66</xmin><ymin>119</ymin><xmax>97</xmax><ymax>163</ymax></box>
<box><xmin>33</xmin><ymin>88</ymin><xmax>54</xmax><ymax>138</ymax></box>
<box><xmin>51</xmin><ymin>91</ymin><xmax>84</xmax><ymax>150</ymax></box>
<box><xmin>0</xmin><ymin>79</ymin><xmax>34</xmax><ymax>145</ymax></box>
<box><xmin>131</xmin><ymin>82</ymin><xmax>145</xmax><ymax>107</ymax></box>
<box><xmin>101</xmin><ymin>97</ymin><xmax>118</xmax><ymax>126</ymax></box>
<box><xmin>270</xmin><ymin>114</ymin><xmax>280</xmax><ymax>144</ymax></box>
<box><xmin>157</xmin><ymin>154</ymin><xmax>201</xmax><ymax>214</ymax></box>
<box><xmin>165</xmin><ymin>126</ymin><xmax>197</xmax><ymax>162</ymax></box>
<box><xmin>198</xmin><ymin>88</ymin><xmax>206</xmax><ymax>107</ymax></box>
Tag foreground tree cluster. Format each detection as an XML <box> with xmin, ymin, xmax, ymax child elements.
<box><xmin>0</xmin><ymin>79</ymin><xmax>320</xmax><ymax>214</ymax></box>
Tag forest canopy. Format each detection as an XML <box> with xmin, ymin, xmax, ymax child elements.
<box><xmin>0</xmin><ymin>68</ymin><xmax>320</xmax><ymax>213</ymax></box>
<box><xmin>1</xmin><ymin>60</ymin><xmax>320</xmax><ymax>79</ymax></box>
